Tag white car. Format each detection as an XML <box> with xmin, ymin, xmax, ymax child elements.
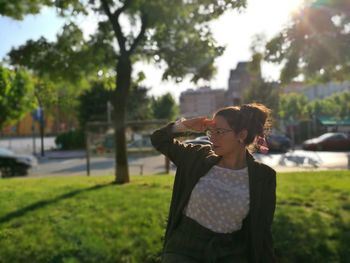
<box><xmin>0</xmin><ymin>148</ymin><xmax>38</xmax><ymax>177</ymax></box>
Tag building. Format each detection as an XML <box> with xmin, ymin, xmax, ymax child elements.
<box><xmin>1</xmin><ymin>109</ymin><xmax>78</xmax><ymax>137</ymax></box>
<box><xmin>1</xmin><ymin>113</ymin><xmax>55</xmax><ymax>137</ymax></box>
<box><xmin>284</xmin><ymin>81</ymin><xmax>350</xmax><ymax>101</ymax></box>
<box><xmin>179</xmin><ymin>86</ymin><xmax>226</xmax><ymax>118</ymax></box>
<box><xmin>227</xmin><ymin>62</ymin><xmax>258</xmax><ymax>105</ymax></box>
<box><xmin>179</xmin><ymin>61</ymin><xmax>260</xmax><ymax>118</ymax></box>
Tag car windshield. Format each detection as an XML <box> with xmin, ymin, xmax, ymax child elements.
<box><xmin>0</xmin><ymin>148</ymin><xmax>15</xmax><ymax>156</ymax></box>
<box><xmin>317</xmin><ymin>133</ymin><xmax>343</xmax><ymax>141</ymax></box>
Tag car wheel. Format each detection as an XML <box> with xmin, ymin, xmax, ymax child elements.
<box><xmin>280</xmin><ymin>145</ymin><xmax>288</xmax><ymax>152</ymax></box>
<box><xmin>13</xmin><ymin>164</ymin><xmax>29</xmax><ymax>176</ymax></box>
<box><xmin>0</xmin><ymin>166</ymin><xmax>13</xmax><ymax>178</ymax></box>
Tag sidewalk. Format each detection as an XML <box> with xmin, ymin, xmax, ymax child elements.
<box><xmin>255</xmin><ymin>150</ymin><xmax>350</xmax><ymax>172</ymax></box>
<box><xmin>38</xmin><ymin>150</ymin><xmax>86</xmax><ymax>159</ymax></box>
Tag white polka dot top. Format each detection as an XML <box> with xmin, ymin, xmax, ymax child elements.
<box><xmin>184</xmin><ymin>165</ymin><xmax>250</xmax><ymax>233</ymax></box>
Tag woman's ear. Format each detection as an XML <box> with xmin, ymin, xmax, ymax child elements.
<box><xmin>239</xmin><ymin>129</ymin><xmax>248</xmax><ymax>142</ymax></box>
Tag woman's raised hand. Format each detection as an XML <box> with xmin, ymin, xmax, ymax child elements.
<box><xmin>182</xmin><ymin>117</ymin><xmax>215</xmax><ymax>132</ymax></box>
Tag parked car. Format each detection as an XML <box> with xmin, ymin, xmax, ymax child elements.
<box><xmin>302</xmin><ymin>132</ymin><xmax>350</xmax><ymax>151</ymax></box>
<box><xmin>266</xmin><ymin>134</ymin><xmax>291</xmax><ymax>152</ymax></box>
<box><xmin>0</xmin><ymin>148</ymin><xmax>37</xmax><ymax>177</ymax></box>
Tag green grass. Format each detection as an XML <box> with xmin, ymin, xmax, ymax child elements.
<box><xmin>274</xmin><ymin>171</ymin><xmax>350</xmax><ymax>263</ymax></box>
<box><xmin>0</xmin><ymin>171</ymin><xmax>349</xmax><ymax>263</ymax></box>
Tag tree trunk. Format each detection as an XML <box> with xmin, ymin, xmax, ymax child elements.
<box><xmin>113</xmin><ymin>54</ymin><xmax>131</xmax><ymax>184</ymax></box>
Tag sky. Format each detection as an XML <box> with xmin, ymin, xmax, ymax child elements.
<box><xmin>0</xmin><ymin>0</ymin><xmax>304</xmax><ymax>101</ymax></box>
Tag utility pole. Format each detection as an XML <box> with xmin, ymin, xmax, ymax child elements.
<box><xmin>39</xmin><ymin>107</ymin><xmax>45</xmax><ymax>157</ymax></box>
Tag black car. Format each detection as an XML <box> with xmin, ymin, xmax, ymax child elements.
<box><xmin>266</xmin><ymin>134</ymin><xmax>291</xmax><ymax>152</ymax></box>
<box><xmin>0</xmin><ymin>148</ymin><xmax>37</xmax><ymax>177</ymax></box>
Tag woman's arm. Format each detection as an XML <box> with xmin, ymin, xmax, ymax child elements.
<box><xmin>150</xmin><ymin>117</ymin><xmax>214</xmax><ymax>167</ymax></box>
<box><xmin>150</xmin><ymin>122</ymin><xmax>189</xmax><ymax>167</ymax></box>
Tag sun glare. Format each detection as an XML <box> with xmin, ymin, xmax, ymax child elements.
<box><xmin>266</xmin><ymin>0</ymin><xmax>305</xmax><ymax>17</ymax></box>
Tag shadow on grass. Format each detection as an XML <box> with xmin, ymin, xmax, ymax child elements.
<box><xmin>52</xmin><ymin>160</ymin><xmax>114</xmax><ymax>174</ymax></box>
<box><xmin>273</xmin><ymin>209</ymin><xmax>350</xmax><ymax>263</ymax></box>
<box><xmin>0</xmin><ymin>183</ymin><xmax>114</xmax><ymax>225</ymax></box>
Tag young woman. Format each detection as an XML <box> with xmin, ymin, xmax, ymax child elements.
<box><xmin>151</xmin><ymin>103</ymin><xmax>277</xmax><ymax>263</ymax></box>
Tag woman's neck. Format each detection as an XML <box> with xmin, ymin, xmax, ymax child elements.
<box><xmin>218</xmin><ymin>149</ymin><xmax>247</xmax><ymax>170</ymax></box>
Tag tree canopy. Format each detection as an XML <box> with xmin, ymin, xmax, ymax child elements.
<box><xmin>306</xmin><ymin>91</ymin><xmax>350</xmax><ymax>119</ymax></box>
<box><xmin>278</xmin><ymin>92</ymin><xmax>308</xmax><ymax>121</ymax></box>
<box><xmin>242</xmin><ymin>53</ymin><xmax>279</xmax><ymax>116</ymax></box>
<box><xmin>0</xmin><ymin>1</ymin><xmax>85</xmax><ymax>20</ymax></box>
<box><xmin>265</xmin><ymin>0</ymin><xmax>350</xmax><ymax>83</ymax></box>
<box><xmin>151</xmin><ymin>93</ymin><xmax>178</xmax><ymax>121</ymax></box>
<box><xmin>0</xmin><ymin>65</ymin><xmax>35</xmax><ymax>130</ymax></box>
<box><xmin>78</xmin><ymin>80</ymin><xmax>154</xmax><ymax>128</ymax></box>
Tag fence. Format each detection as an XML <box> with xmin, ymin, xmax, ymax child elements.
<box><xmin>85</xmin><ymin>119</ymin><xmax>169</xmax><ymax>176</ymax></box>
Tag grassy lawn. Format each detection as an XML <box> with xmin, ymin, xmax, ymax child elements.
<box><xmin>0</xmin><ymin>171</ymin><xmax>349</xmax><ymax>263</ymax></box>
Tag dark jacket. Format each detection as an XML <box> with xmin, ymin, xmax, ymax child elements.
<box><xmin>151</xmin><ymin>123</ymin><xmax>277</xmax><ymax>263</ymax></box>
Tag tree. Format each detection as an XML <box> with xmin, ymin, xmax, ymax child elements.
<box><xmin>78</xmin><ymin>80</ymin><xmax>153</xmax><ymax>128</ymax></box>
<box><xmin>6</xmin><ymin>0</ymin><xmax>246</xmax><ymax>183</ymax></box>
<box><xmin>242</xmin><ymin>53</ymin><xmax>279</xmax><ymax>115</ymax></box>
<box><xmin>0</xmin><ymin>66</ymin><xmax>35</xmax><ymax>130</ymax></box>
<box><xmin>126</xmin><ymin>85</ymin><xmax>153</xmax><ymax>122</ymax></box>
<box><xmin>151</xmin><ymin>93</ymin><xmax>178</xmax><ymax>121</ymax></box>
<box><xmin>78</xmin><ymin>81</ymin><xmax>112</xmax><ymax>128</ymax></box>
<box><xmin>278</xmin><ymin>92</ymin><xmax>308</xmax><ymax>121</ymax></box>
<box><xmin>305</xmin><ymin>99</ymin><xmax>338</xmax><ymax>119</ymax></box>
<box><xmin>332</xmin><ymin>92</ymin><xmax>350</xmax><ymax>119</ymax></box>
<box><xmin>265</xmin><ymin>0</ymin><xmax>350</xmax><ymax>83</ymax></box>
<box><xmin>278</xmin><ymin>92</ymin><xmax>309</xmax><ymax>145</ymax></box>
<box><xmin>0</xmin><ymin>1</ymin><xmax>85</xmax><ymax>20</ymax></box>
<box><xmin>306</xmin><ymin>91</ymin><xmax>350</xmax><ymax>119</ymax></box>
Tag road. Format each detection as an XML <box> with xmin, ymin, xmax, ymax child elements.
<box><xmin>27</xmin><ymin>149</ymin><xmax>350</xmax><ymax>177</ymax></box>
<box><xmin>31</xmin><ymin>153</ymin><xmax>166</xmax><ymax>177</ymax></box>
<box><xmin>255</xmin><ymin>150</ymin><xmax>350</xmax><ymax>171</ymax></box>
<box><xmin>1</xmin><ymin>137</ymin><xmax>349</xmax><ymax>177</ymax></box>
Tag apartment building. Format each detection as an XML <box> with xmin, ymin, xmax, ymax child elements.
<box><xmin>284</xmin><ymin>81</ymin><xmax>350</xmax><ymax>100</ymax></box>
<box><xmin>179</xmin><ymin>86</ymin><xmax>226</xmax><ymax>118</ymax></box>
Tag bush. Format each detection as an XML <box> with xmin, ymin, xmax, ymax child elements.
<box><xmin>55</xmin><ymin>129</ymin><xmax>86</xmax><ymax>150</ymax></box>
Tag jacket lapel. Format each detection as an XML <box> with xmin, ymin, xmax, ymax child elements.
<box><xmin>246</xmin><ymin>150</ymin><xmax>266</xmax><ymax>261</ymax></box>
<box><xmin>246</xmin><ymin>151</ymin><xmax>264</xmax><ymax>224</ymax></box>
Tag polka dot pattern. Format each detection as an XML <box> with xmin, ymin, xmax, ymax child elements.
<box><xmin>184</xmin><ymin>165</ymin><xmax>250</xmax><ymax>233</ymax></box>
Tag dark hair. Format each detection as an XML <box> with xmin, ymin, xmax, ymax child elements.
<box><xmin>214</xmin><ymin>103</ymin><xmax>272</xmax><ymax>147</ymax></box>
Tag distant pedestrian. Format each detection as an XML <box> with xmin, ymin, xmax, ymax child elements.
<box><xmin>151</xmin><ymin>103</ymin><xmax>276</xmax><ymax>263</ymax></box>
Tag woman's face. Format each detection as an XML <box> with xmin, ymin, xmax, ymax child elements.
<box><xmin>208</xmin><ymin>115</ymin><xmax>244</xmax><ymax>156</ymax></box>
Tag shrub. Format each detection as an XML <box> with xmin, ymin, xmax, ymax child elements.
<box><xmin>55</xmin><ymin>129</ymin><xmax>86</xmax><ymax>150</ymax></box>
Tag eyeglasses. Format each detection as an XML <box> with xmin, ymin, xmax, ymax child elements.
<box><xmin>206</xmin><ymin>128</ymin><xmax>235</xmax><ymax>139</ymax></box>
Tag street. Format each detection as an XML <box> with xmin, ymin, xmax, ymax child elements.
<box><xmin>28</xmin><ymin>149</ymin><xmax>350</xmax><ymax>177</ymax></box>
<box><xmin>1</xmin><ymin>137</ymin><xmax>349</xmax><ymax>177</ymax></box>
<box><xmin>32</xmin><ymin>153</ymin><xmax>165</xmax><ymax>177</ymax></box>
